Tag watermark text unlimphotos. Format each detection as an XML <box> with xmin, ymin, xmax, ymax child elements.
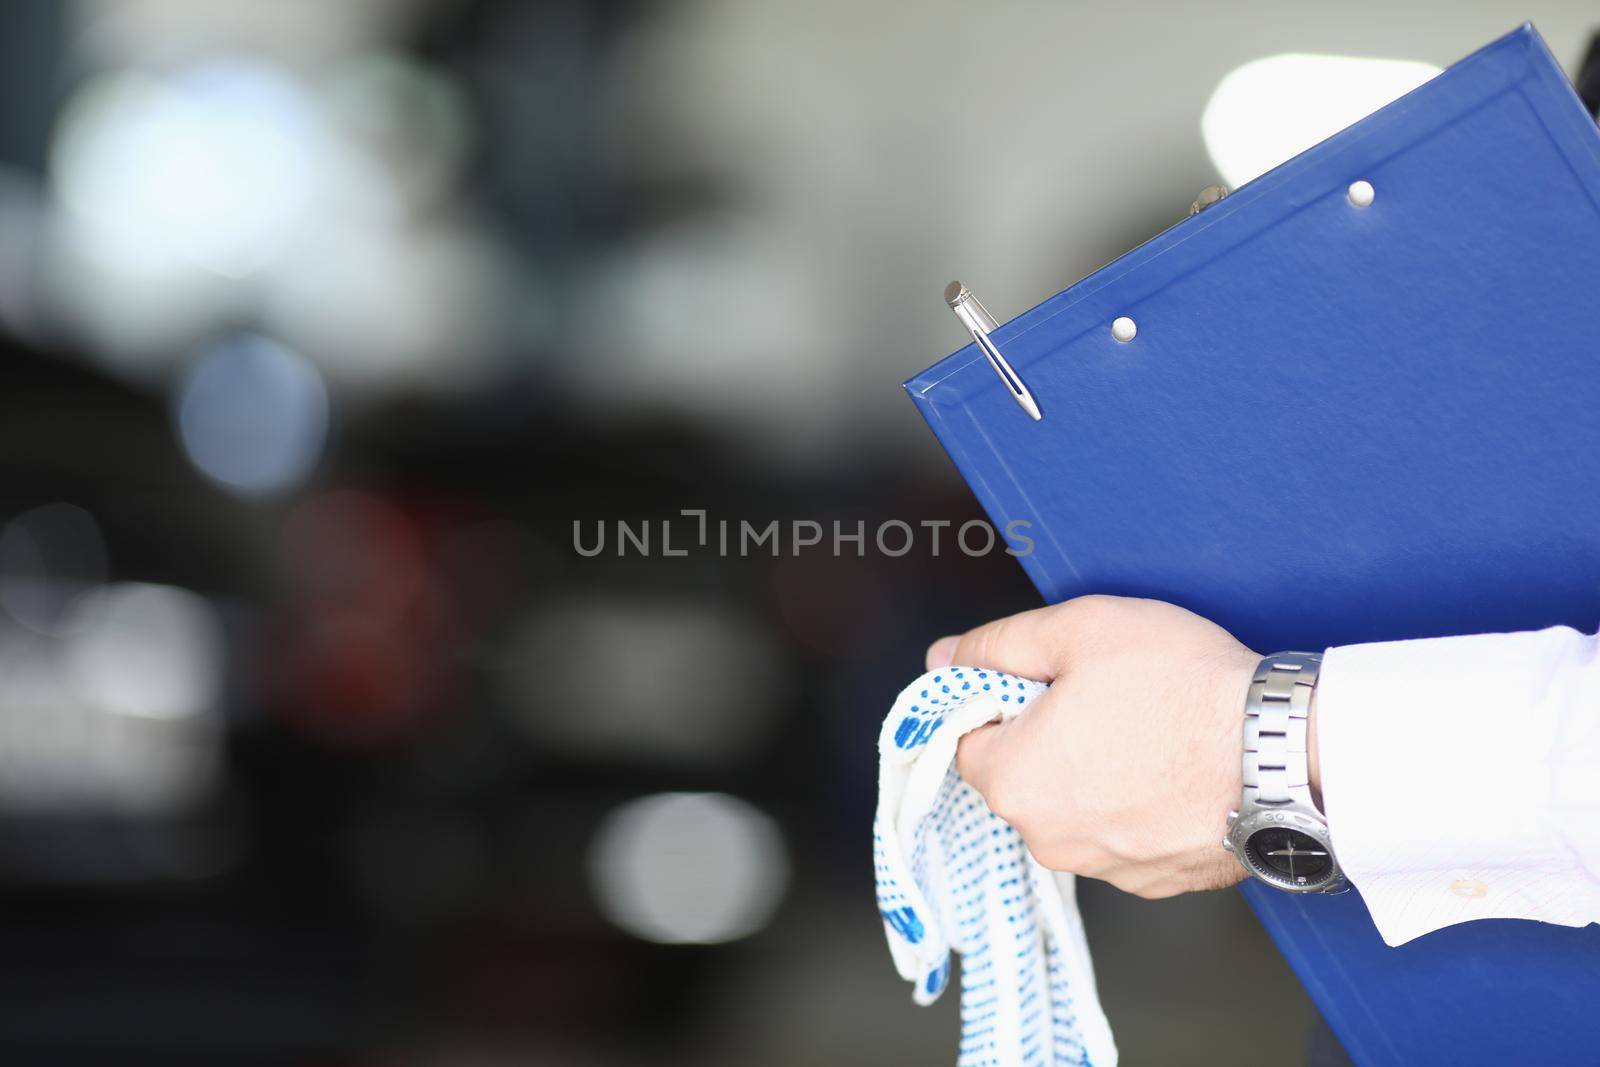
<box><xmin>574</xmin><ymin>510</ymin><xmax>1034</xmax><ymax>558</ymax></box>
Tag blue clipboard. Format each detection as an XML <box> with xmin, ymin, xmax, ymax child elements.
<box><xmin>906</xmin><ymin>24</ymin><xmax>1600</xmax><ymax>1066</ymax></box>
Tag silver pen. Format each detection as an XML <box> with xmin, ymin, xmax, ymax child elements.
<box><xmin>944</xmin><ymin>281</ymin><xmax>1041</xmax><ymax>421</ymax></box>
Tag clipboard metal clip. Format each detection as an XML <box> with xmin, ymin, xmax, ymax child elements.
<box><xmin>944</xmin><ymin>281</ymin><xmax>1042</xmax><ymax>422</ymax></box>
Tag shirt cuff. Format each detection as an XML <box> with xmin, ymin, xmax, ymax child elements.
<box><xmin>1318</xmin><ymin>626</ymin><xmax>1600</xmax><ymax>946</ymax></box>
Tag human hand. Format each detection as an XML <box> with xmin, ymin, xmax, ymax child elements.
<box><xmin>927</xmin><ymin>595</ymin><xmax>1316</xmax><ymax>898</ymax></box>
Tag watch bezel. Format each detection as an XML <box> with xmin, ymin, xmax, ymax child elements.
<box><xmin>1226</xmin><ymin>807</ymin><xmax>1344</xmax><ymax>893</ymax></box>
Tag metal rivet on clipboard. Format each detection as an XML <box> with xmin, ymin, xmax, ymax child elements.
<box><xmin>944</xmin><ymin>281</ymin><xmax>1042</xmax><ymax>421</ymax></box>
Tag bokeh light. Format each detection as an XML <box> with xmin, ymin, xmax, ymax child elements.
<box><xmin>589</xmin><ymin>792</ymin><xmax>789</xmax><ymax>945</ymax></box>
<box><xmin>0</xmin><ymin>580</ymin><xmax>225</xmax><ymax>817</ymax></box>
<box><xmin>0</xmin><ymin>639</ymin><xmax>221</xmax><ymax>816</ymax></box>
<box><xmin>50</xmin><ymin>58</ymin><xmax>322</xmax><ymax>279</ymax></box>
<box><xmin>175</xmin><ymin>333</ymin><xmax>329</xmax><ymax>496</ymax></box>
<box><xmin>319</xmin><ymin>51</ymin><xmax>474</xmax><ymax>222</ymax></box>
<box><xmin>574</xmin><ymin>219</ymin><xmax>832</xmax><ymax>446</ymax></box>
<box><xmin>502</xmin><ymin>596</ymin><xmax>785</xmax><ymax>767</ymax></box>
<box><xmin>274</xmin><ymin>489</ymin><xmax>458</xmax><ymax>747</ymax></box>
<box><xmin>262</xmin><ymin>214</ymin><xmax>513</xmax><ymax>395</ymax></box>
<box><xmin>63</xmin><ymin>582</ymin><xmax>224</xmax><ymax>722</ymax></box>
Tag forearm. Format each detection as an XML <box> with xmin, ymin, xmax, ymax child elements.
<box><xmin>1316</xmin><ymin>625</ymin><xmax>1600</xmax><ymax>945</ymax></box>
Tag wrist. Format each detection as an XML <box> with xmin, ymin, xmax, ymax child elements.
<box><xmin>1225</xmin><ymin>651</ymin><xmax>1347</xmax><ymax>894</ymax></box>
<box><xmin>1214</xmin><ymin>648</ymin><xmax>1257</xmax><ymax>814</ymax></box>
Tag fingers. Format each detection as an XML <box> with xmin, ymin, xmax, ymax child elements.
<box><xmin>954</xmin><ymin>721</ymin><xmax>1003</xmax><ymax>791</ymax></box>
<box><xmin>925</xmin><ymin>635</ymin><xmax>959</xmax><ymax>671</ymax></box>
<box><xmin>945</xmin><ymin>604</ymin><xmax>1068</xmax><ymax>680</ymax></box>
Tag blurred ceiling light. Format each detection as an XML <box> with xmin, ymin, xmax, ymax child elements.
<box><xmin>50</xmin><ymin>58</ymin><xmax>323</xmax><ymax>279</ymax></box>
<box><xmin>175</xmin><ymin>333</ymin><xmax>329</xmax><ymax>496</ymax></box>
<box><xmin>320</xmin><ymin>52</ymin><xmax>473</xmax><ymax>222</ymax></box>
<box><xmin>502</xmin><ymin>596</ymin><xmax>784</xmax><ymax>767</ymax></box>
<box><xmin>0</xmin><ymin>638</ymin><xmax>221</xmax><ymax>816</ymax></box>
<box><xmin>0</xmin><ymin>503</ymin><xmax>109</xmax><ymax>636</ymax></box>
<box><xmin>574</xmin><ymin>220</ymin><xmax>831</xmax><ymax>438</ymax></box>
<box><xmin>263</xmin><ymin>214</ymin><xmax>512</xmax><ymax>395</ymax></box>
<box><xmin>37</xmin><ymin>243</ymin><xmax>246</xmax><ymax>380</ymax></box>
<box><xmin>1201</xmin><ymin>54</ymin><xmax>1441</xmax><ymax>189</ymax></box>
<box><xmin>589</xmin><ymin>792</ymin><xmax>789</xmax><ymax>945</ymax></box>
<box><xmin>43</xmin><ymin>48</ymin><xmax>507</xmax><ymax>398</ymax></box>
<box><xmin>63</xmin><ymin>582</ymin><xmax>225</xmax><ymax>721</ymax></box>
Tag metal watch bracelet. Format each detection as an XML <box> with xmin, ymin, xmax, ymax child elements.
<box><xmin>1243</xmin><ymin>652</ymin><xmax>1320</xmax><ymax>810</ymax></box>
<box><xmin>1224</xmin><ymin>652</ymin><xmax>1348</xmax><ymax>894</ymax></box>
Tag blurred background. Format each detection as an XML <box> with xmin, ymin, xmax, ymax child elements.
<box><xmin>0</xmin><ymin>2</ymin><xmax>1597</xmax><ymax>1064</ymax></box>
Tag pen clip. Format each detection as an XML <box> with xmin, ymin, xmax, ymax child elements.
<box><xmin>944</xmin><ymin>281</ymin><xmax>1042</xmax><ymax>421</ymax></box>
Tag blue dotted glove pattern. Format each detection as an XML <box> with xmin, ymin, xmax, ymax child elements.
<box><xmin>873</xmin><ymin>667</ymin><xmax>1117</xmax><ymax>1066</ymax></box>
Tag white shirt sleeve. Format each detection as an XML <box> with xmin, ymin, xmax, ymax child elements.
<box><xmin>1318</xmin><ymin>625</ymin><xmax>1600</xmax><ymax>947</ymax></box>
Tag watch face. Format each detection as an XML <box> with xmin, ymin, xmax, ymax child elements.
<box><xmin>1243</xmin><ymin>826</ymin><xmax>1334</xmax><ymax>888</ymax></box>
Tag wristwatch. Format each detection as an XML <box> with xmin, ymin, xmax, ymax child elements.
<box><xmin>1223</xmin><ymin>652</ymin><xmax>1348</xmax><ymax>894</ymax></box>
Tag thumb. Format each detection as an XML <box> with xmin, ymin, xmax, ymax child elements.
<box><xmin>945</xmin><ymin>604</ymin><xmax>1066</xmax><ymax>681</ymax></box>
